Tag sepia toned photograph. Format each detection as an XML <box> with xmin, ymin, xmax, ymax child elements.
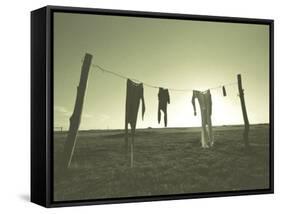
<box><xmin>52</xmin><ymin>10</ymin><xmax>272</xmax><ymax>203</ymax></box>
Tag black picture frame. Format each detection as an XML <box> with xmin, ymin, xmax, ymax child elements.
<box><xmin>31</xmin><ymin>5</ymin><xmax>274</xmax><ymax>208</ymax></box>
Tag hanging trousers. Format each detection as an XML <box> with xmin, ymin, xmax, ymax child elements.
<box><xmin>125</xmin><ymin>79</ymin><xmax>145</xmax><ymax>145</ymax></box>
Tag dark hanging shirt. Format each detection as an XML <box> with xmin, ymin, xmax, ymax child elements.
<box><xmin>158</xmin><ymin>88</ymin><xmax>170</xmax><ymax>127</ymax></box>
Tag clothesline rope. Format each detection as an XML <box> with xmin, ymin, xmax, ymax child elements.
<box><xmin>89</xmin><ymin>63</ymin><xmax>238</xmax><ymax>92</ymax></box>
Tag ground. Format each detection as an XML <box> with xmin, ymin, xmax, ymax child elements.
<box><xmin>53</xmin><ymin>124</ymin><xmax>270</xmax><ymax>201</ymax></box>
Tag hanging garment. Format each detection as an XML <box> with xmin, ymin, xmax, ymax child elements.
<box><xmin>222</xmin><ymin>86</ymin><xmax>227</xmax><ymax>96</ymax></box>
<box><xmin>191</xmin><ymin>90</ymin><xmax>214</xmax><ymax>148</ymax></box>
<box><xmin>158</xmin><ymin>88</ymin><xmax>170</xmax><ymax>127</ymax></box>
<box><xmin>125</xmin><ymin>79</ymin><xmax>145</xmax><ymax>145</ymax></box>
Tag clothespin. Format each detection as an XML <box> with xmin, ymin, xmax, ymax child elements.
<box><xmin>222</xmin><ymin>85</ymin><xmax>227</xmax><ymax>97</ymax></box>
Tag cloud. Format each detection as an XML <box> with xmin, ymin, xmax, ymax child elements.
<box><xmin>99</xmin><ymin>114</ymin><xmax>110</xmax><ymax>122</ymax></box>
<box><xmin>54</xmin><ymin>105</ymin><xmax>92</xmax><ymax>119</ymax></box>
<box><xmin>83</xmin><ymin>113</ymin><xmax>93</xmax><ymax>119</ymax></box>
<box><xmin>54</xmin><ymin>105</ymin><xmax>71</xmax><ymax>117</ymax></box>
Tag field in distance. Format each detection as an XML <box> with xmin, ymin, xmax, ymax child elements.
<box><xmin>53</xmin><ymin>124</ymin><xmax>270</xmax><ymax>201</ymax></box>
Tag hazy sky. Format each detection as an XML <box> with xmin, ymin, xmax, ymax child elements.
<box><xmin>54</xmin><ymin>12</ymin><xmax>270</xmax><ymax>130</ymax></box>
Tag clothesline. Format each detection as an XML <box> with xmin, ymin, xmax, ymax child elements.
<box><xmin>89</xmin><ymin>63</ymin><xmax>238</xmax><ymax>92</ymax></box>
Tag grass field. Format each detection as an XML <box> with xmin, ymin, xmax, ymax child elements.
<box><xmin>53</xmin><ymin>124</ymin><xmax>270</xmax><ymax>201</ymax></box>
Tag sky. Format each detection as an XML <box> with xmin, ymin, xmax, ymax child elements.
<box><xmin>53</xmin><ymin>12</ymin><xmax>270</xmax><ymax>130</ymax></box>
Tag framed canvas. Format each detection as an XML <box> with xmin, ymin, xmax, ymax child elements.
<box><xmin>31</xmin><ymin>5</ymin><xmax>274</xmax><ymax>208</ymax></box>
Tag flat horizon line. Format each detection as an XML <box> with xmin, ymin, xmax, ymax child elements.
<box><xmin>54</xmin><ymin>123</ymin><xmax>269</xmax><ymax>132</ymax></box>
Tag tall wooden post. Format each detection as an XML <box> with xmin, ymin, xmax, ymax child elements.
<box><xmin>63</xmin><ymin>53</ymin><xmax>93</xmax><ymax>168</ymax></box>
<box><xmin>237</xmin><ymin>74</ymin><xmax>250</xmax><ymax>147</ymax></box>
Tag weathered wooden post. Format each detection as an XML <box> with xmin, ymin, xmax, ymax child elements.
<box><xmin>237</xmin><ymin>74</ymin><xmax>250</xmax><ymax>147</ymax></box>
<box><xmin>131</xmin><ymin>135</ymin><xmax>134</xmax><ymax>168</ymax></box>
<box><xmin>63</xmin><ymin>53</ymin><xmax>93</xmax><ymax>168</ymax></box>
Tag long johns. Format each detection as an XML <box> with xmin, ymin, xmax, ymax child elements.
<box><xmin>125</xmin><ymin>79</ymin><xmax>145</xmax><ymax>166</ymax></box>
<box><xmin>158</xmin><ymin>88</ymin><xmax>170</xmax><ymax>127</ymax></box>
<box><xmin>192</xmin><ymin>90</ymin><xmax>214</xmax><ymax>148</ymax></box>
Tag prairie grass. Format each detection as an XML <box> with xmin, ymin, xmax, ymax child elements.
<box><xmin>53</xmin><ymin>124</ymin><xmax>269</xmax><ymax>201</ymax></box>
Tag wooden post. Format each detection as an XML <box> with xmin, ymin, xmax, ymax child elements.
<box><xmin>63</xmin><ymin>53</ymin><xmax>93</xmax><ymax>168</ymax></box>
<box><xmin>131</xmin><ymin>134</ymin><xmax>134</xmax><ymax>168</ymax></box>
<box><xmin>131</xmin><ymin>142</ymin><xmax>134</xmax><ymax>168</ymax></box>
<box><xmin>237</xmin><ymin>74</ymin><xmax>250</xmax><ymax>147</ymax></box>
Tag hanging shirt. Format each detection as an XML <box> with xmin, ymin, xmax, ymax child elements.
<box><xmin>158</xmin><ymin>88</ymin><xmax>170</xmax><ymax>127</ymax></box>
<box><xmin>191</xmin><ymin>90</ymin><xmax>214</xmax><ymax>148</ymax></box>
<box><xmin>191</xmin><ymin>90</ymin><xmax>212</xmax><ymax>117</ymax></box>
<box><xmin>125</xmin><ymin>79</ymin><xmax>145</xmax><ymax>135</ymax></box>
